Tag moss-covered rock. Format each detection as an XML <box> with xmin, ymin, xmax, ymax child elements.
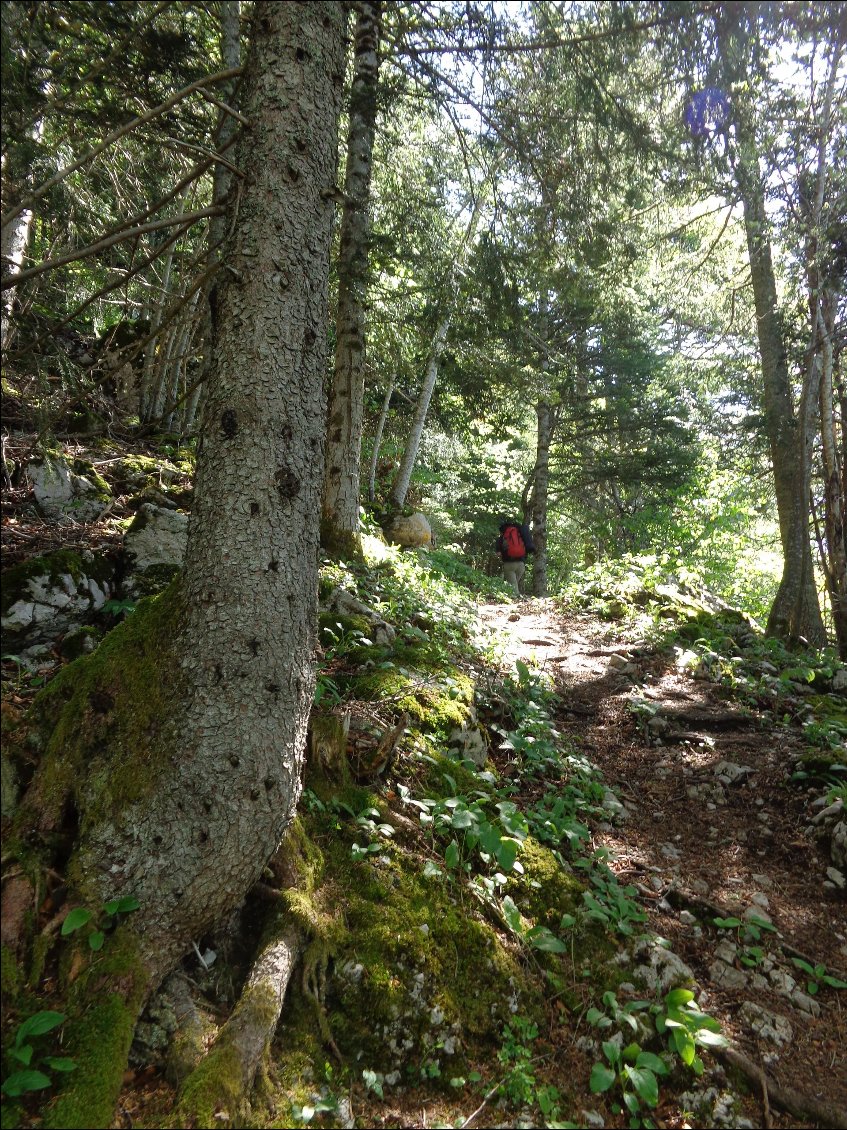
<box><xmin>1</xmin><ymin>549</ymin><xmax>115</xmax><ymax>649</ymax></box>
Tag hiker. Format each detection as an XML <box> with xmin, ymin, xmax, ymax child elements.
<box><xmin>496</xmin><ymin>519</ymin><xmax>534</xmax><ymax>596</ymax></box>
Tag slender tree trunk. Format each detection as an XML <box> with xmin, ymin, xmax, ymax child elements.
<box><xmin>322</xmin><ymin>0</ymin><xmax>382</xmax><ymax>555</ymax></box>
<box><xmin>368</xmin><ymin>373</ymin><xmax>395</xmax><ymax>503</ymax></box>
<box><xmin>818</xmin><ymin>294</ymin><xmax>847</xmax><ymax>656</ymax></box>
<box><xmin>390</xmin><ymin>314</ymin><xmax>450</xmax><ymax>509</ymax></box>
<box><xmin>733</xmin><ymin>117</ymin><xmax>825</xmax><ymax>646</ymax></box>
<box><xmin>532</xmin><ymin>399</ymin><xmax>553</xmax><ymax>596</ymax></box>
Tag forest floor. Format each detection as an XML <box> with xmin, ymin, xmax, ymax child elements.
<box><xmin>478</xmin><ymin>597</ymin><xmax>847</xmax><ymax>1130</ymax></box>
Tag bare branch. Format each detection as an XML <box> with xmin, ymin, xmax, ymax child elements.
<box><xmin>1</xmin><ymin>67</ymin><xmax>244</xmax><ymax>231</ymax></box>
<box><xmin>3</xmin><ymin>208</ymin><xmax>225</xmax><ymax>291</ymax></box>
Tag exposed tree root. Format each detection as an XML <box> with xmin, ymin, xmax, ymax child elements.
<box><xmin>176</xmin><ymin>914</ymin><xmax>305</xmax><ymax>1127</ymax></box>
<box><xmin>716</xmin><ymin>1045</ymin><xmax>847</xmax><ymax>1130</ymax></box>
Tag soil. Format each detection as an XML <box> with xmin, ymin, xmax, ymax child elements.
<box><xmin>479</xmin><ymin>597</ymin><xmax>847</xmax><ymax>1130</ymax></box>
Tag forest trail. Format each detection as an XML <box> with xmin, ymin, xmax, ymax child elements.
<box><xmin>478</xmin><ymin>598</ymin><xmax>847</xmax><ymax>1129</ymax></box>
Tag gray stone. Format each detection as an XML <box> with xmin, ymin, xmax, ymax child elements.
<box><xmin>325</xmin><ymin>586</ymin><xmax>395</xmax><ymax>646</ymax></box>
<box><xmin>1</xmin><ymin>552</ymin><xmax>115</xmax><ymax>648</ymax></box>
<box><xmin>448</xmin><ymin>711</ymin><xmax>488</xmax><ymax>767</ymax></box>
<box><xmin>832</xmin><ymin>668</ymin><xmax>847</xmax><ymax>692</ymax></box>
<box><xmin>825</xmin><ymin>864</ymin><xmax>845</xmax><ymax>890</ymax></box>
<box><xmin>709</xmin><ymin>960</ymin><xmax>748</xmax><ymax>991</ymax></box>
<box><xmin>124</xmin><ymin>503</ymin><xmax>189</xmax><ymax>571</ymax></box>
<box><xmin>738</xmin><ymin>1001</ymin><xmax>792</xmax><ymax>1046</ymax></box>
<box><xmin>791</xmin><ymin>990</ymin><xmax>822</xmax><ymax>1017</ymax></box>
<box><xmin>632</xmin><ymin>936</ymin><xmax>695</xmax><ymax>994</ymax></box>
<box><xmin>768</xmin><ymin>969</ymin><xmax>796</xmax><ymax>997</ymax></box>
<box><xmin>27</xmin><ymin>454</ymin><xmax>110</xmax><ymax>522</ymax></box>
<box><xmin>713</xmin><ymin>760</ymin><xmax>755</xmax><ymax>785</ymax></box>
<box><xmin>831</xmin><ymin>822</ymin><xmax>846</xmax><ymax>871</ymax></box>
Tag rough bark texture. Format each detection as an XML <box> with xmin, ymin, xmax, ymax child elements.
<box><xmin>322</xmin><ymin>0</ymin><xmax>382</xmax><ymax>554</ymax></box>
<box><xmin>76</xmin><ymin>0</ymin><xmax>346</xmax><ymax>976</ymax></box>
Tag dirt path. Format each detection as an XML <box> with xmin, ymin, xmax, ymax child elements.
<box><xmin>479</xmin><ymin>598</ymin><xmax>847</xmax><ymax>1129</ymax></box>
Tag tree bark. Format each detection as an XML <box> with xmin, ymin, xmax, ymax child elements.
<box><xmin>532</xmin><ymin>399</ymin><xmax>553</xmax><ymax>596</ymax></box>
<box><xmin>368</xmin><ymin>373</ymin><xmax>395</xmax><ymax>503</ymax></box>
<box><xmin>717</xmin><ymin>8</ymin><xmax>825</xmax><ymax>647</ymax></box>
<box><xmin>322</xmin><ymin>0</ymin><xmax>382</xmax><ymax>555</ymax></box>
<box><xmin>390</xmin><ymin>313</ymin><xmax>451</xmax><ymax>509</ymax></box>
<box><xmin>732</xmin><ymin>113</ymin><xmax>825</xmax><ymax>647</ymax></box>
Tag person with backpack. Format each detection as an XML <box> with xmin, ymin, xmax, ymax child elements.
<box><xmin>496</xmin><ymin>519</ymin><xmax>534</xmax><ymax>596</ymax></box>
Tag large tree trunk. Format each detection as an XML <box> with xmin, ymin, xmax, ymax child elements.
<box><xmin>322</xmin><ymin>0</ymin><xmax>382</xmax><ymax>555</ymax></box>
<box><xmin>15</xmin><ymin>6</ymin><xmax>346</xmax><ymax>1125</ymax></box>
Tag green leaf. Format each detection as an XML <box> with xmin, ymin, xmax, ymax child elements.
<box><xmin>16</xmin><ymin>1011</ymin><xmax>65</xmax><ymax>1045</ymax></box>
<box><xmin>671</xmin><ymin>1028</ymin><xmax>696</xmax><ymax>1066</ymax></box>
<box><xmin>664</xmin><ymin>988</ymin><xmax>694</xmax><ymax>1008</ymax></box>
<box><xmin>589</xmin><ymin>1063</ymin><xmax>616</xmax><ymax>1093</ymax></box>
<box><xmin>636</xmin><ymin>1052</ymin><xmax>669</xmax><ymax>1075</ymax></box>
<box><xmin>104</xmin><ymin>895</ymin><xmax>140</xmax><ymax>915</ymax></box>
<box><xmin>495</xmin><ymin>839</ymin><xmax>519</xmax><ymax>871</ymax></box>
<box><xmin>8</xmin><ymin>1045</ymin><xmax>33</xmax><ymax>1066</ymax></box>
<box><xmin>713</xmin><ymin>916</ymin><xmax>742</xmax><ymax>929</ymax></box>
<box><xmin>422</xmin><ymin>860</ymin><xmax>443</xmax><ymax>879</ymax></box>
<box><xmin>526</xmin><ymin>926</ymin><xmax>568</xmax><ymax>953</ymax></box>
<box><xmin>61</xmin><ymin>908</ymin><xmax>93</xmax><ymax>936</ymax></box>
<box><xmin>695</xmin><ymin>1029</ymin><xmax>729</xmax><ymax>1048</ymax></box>
<box><xmin>501</xmin><ymin>895</ymin><xmax>523</xmax><ymax>934</ymax></box>
<box><xmin>42</xmin><ymin>1057</ymin><xmax>77</xmax><ymax>1073</ymax></box>
<box><xmin>625</xmin><ymin>1065</ymin><xmax>659</xmax><ymax>1107</ymax></box>
<box><xmin>602</xmin><ymin>1040</ymin><xmax>621</xmax><ymax>1066</ymax></box>
<box><xmin>444</xmin><ymin>840</ymin><xmax>460</xmax><ymax>869</ymax></box>
<box><xmin>1</xmin><ymin>1070</ymin><xmax>53</xmax><ymax>1096</ymax></box>
<box><xmin>451</xmin><ymin>809</ymin><xmax>475</xmax><ymax>830</ymax></box>
<box><xmin>89</xmin><ymin>931</ymin><xmax>105</xmax><ymax>951</ymax></box>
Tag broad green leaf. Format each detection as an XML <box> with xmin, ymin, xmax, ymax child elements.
<box><xmin>451</xmin><ymin>809</ymin><xmax>475</xmax><ymax>830</ymax></box>
<box><xmin>664</xmin><ymin>987</ymin><xmax>694</xmax><ymax>1008</ymax></box>
<box><xmin>16</xmin><ymin>1011</ymin><xmax>65</xmax><ymax>1045</ymax></box>
<box><xmin>589</xmin><ymin>1063</ymin><xmax>616</xmax><ymax>1093</ymax></box>
<box><xmin>61</xmin><ymin>908</ymin><xmax>93</xmax><ymax>936</ymax></box>
<box><xmin>695</xmin><ymin>1029</ymin><xmax>729</xmax><ymax>1048</ymax></box>
<box><xmin>625</xmin><ymin>1065</ymin><xmax>659</xmax><ymax>1107</ymax></box>
<box><xmin>713</xmin><ymin>916</ymin><xmax>742</xmax><ymax>929</ymax></box>
<box><xmin>89</xmin><ymin>931</ymin><xmax>105</xmax><ymax>951</ymax></box>
<box><xmin>635</xmin><ymin>1052</ymin><xmax>669</xmax><ymax>1075</ymax></box>
<box><xmin>495</xmin><ymin>839</ymin><xmax>518</xmax><ymax>871</ymax></box>
<box><xmin>526</xmin><ymin>926</ymin><xmax>568</xmax><ymax>953</ymax></box>
<box><xmin>1</xmin><ymin>1070</ymin><xmax>52</xmax><ymax>1096</ymax></box>
<box><xmin>602</xmin><ymin>1040</ymin><xmax>621</xmax><ymax>1066</ymax></box>
<box><xmin>444</xmin><ymin>840</ymin><xmax>460</xmax><ymax>869</ymax></box>
<box><xmin>501</xmin><ymin>895</ymin><xmax>523</xmax><ymax>934</ymax></box>
<box><xmin>42</xmin><ymin>1057</ymin><xmax>77</xmax><ymax>1073</ymax></box>
<box><xmin>671</xmin><ymin>1028</ymin><xmax>696</xmax><ymax>1066</ymax></box>
<box><xmin>8</xmin><ymin>1045</ymin><xmax>33</xmax><ymax>1066</ymax></box>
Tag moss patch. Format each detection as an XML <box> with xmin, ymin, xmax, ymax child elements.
<box><xmin>17</xmin><ymin>580</ymin><xmax>185</xmax><ymax>846</ymax></box>
<box><xmin>1</xmin><ymin>549</ymin><xmax>113</xmax><ymax>618</ymax></box>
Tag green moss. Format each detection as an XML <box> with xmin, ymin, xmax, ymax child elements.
<box><xmin>43</xmin><ymin>929</ymin><xmax>149</xmax><ymax>1129</ymax></box>
<box><xmin>130</xmin><ymin>563</ymin><xmax>182</xmax><ymax>598</ymax></box>
<box><xmin>341</xmin><ymin>665</ymin><xmax>473</xmax><ymax>733</ymax></box>
<box><xmin>307</xmin><ymin>818</ymin><xmax>541</xmax><ymax>1075</ymax></box>
<box><xmin>59</xmin><ymin>626</ymin><xmax>102</xmax><ymax>661</ymax></box>
<box><xmin>17</xmin><ymin>581</ymin><xmax>185</xmax><ymax>843</ymax></box>
<box><xmin>174</xmin><ymin>1039</ymin><xmax>244</xmax><ymax>1127</ymax></box>
<box><xmin>1</xmin><ymin>549</ymin><xmax>113</xmax><ymax>618</ymax></box>
<box><xmin>71</xmin><ymin>459</ymin><xmax>111</xmax><ymax>497</ymax></box>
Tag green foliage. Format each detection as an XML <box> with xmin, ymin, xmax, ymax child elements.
<box><xmin>60</xmin><ymin>895</ymin><xmax>140</xmax><ymax>952</ymax></box>
<box><xmin>789</xmin><ymin>958</ymin><xmax>847</xmax><ymax>996</ymax></box>
<box><xmin>2</xmin><ymin>1011</ymin><xmax>74</xmax><ymax>1098</ymax></box>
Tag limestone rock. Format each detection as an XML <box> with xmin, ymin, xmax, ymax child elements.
<box><xmin>738</xmin><ymin>1001</ymin><xmax>792</xmax><ymax>1047</ymax></box>
<box><xmin>122</xmin><ymin>504</ymin><xmax>189</xmax><ymax>596</ymax></box>
<box><xmin>1</xmin><ymin>550</ymin><xmax>114</xmax><ymax>648</ymax></box>
<box><xmin>27</xmin><ymin>453</ymin><xmax>111</xmax><ymax>522</ymax></box>
<box><xmin>448</xmin><ymin>707</ymin><xmax>488</xmax><ymax>768</ymax></box>
<box><xmin>325</xmin><ymin>587</ymin><xmax>395</xmax><ymax>646</ymax></box>
<box><xmin>632</xmin><ymin>936</ymin><xmax>695</xmax><ymax>994</ymax></box>
<box><xmin>386</xmin><ymin>512</ymin><xmax>432</xmax><ymax>548</ymax></box>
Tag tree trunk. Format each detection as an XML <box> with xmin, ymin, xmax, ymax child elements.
<box><xmin>322</xmin><ymin>0</ymin><xmax>382</xmax><ymax>556</ymax></box>
<box><xmin>19</xmin><ymin>6</ymin><xmax>346</xmax><ymax>1124</ymax></box>
<box><xmin>717</xmin><ymin>8</ymin><xmax>825</xmax><ymax>647</ymax></box>
<box><xmin>368</xmin><ymin>373</ymin><xmax>395</xmax><ymax>503</ymax></box>
<box><xmin>532</xmin><ymin>399</ymin><xmax>553</xmax><ymax>596</ymax></box>
<box><xmin>390</xmin><ymin>313</ymin><xmax>450</xmax><ymax>510</ymax></box>
<box><xmin>733</xmin><ymin>115</ymin><xmax>825</xmax><ymax>647</ymax></box>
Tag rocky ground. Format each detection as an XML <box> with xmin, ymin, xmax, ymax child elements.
<box><xmin>480</xmin><ymin>598</ymin><xmax>847</xmax><ymax>1129</ymax></box>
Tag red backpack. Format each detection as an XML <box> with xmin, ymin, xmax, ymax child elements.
<box><xmin>501</xmin><ymin>525</ymin><xmax>526</xmax><ymax>560</ymax></box>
